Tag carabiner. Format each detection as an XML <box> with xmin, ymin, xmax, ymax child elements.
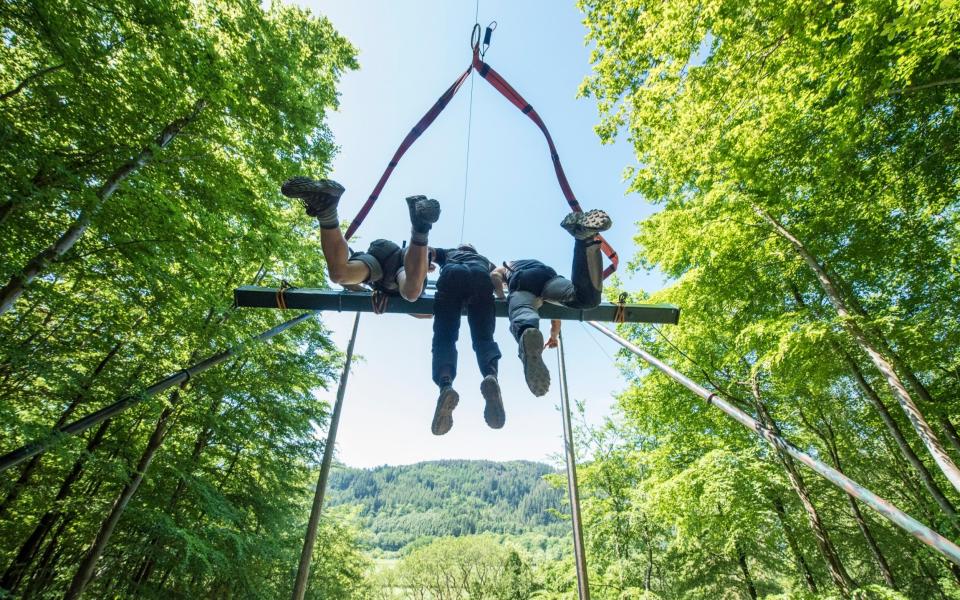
<box><xmin>481</xmin><ymin>21</ymin><xmax>497</xmax><ymax>58</ymax></box>
<box><xmin>471</xmin><ymin>23</ymin><xmax>482</xmax><ymax>51</ymax></box>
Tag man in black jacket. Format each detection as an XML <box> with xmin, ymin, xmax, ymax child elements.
<box><xmin>491</xmin><ymin>209</ymin><xmax>612</xmax><ymax>397</ymax></box>
<box><xmin>430</xmin><ymin>244</ymin><xmax>503</xmax><ymax>436</ymax></box>
<box><xmin>281</xmin><ymin>176</ymin><xmax>438</xmax><ymax>301</ymax></box>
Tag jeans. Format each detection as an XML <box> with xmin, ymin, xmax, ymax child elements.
<box><xmin>432</xmin><ymin>264</ymin><xmax>501</xmax><ymax>386</ymax></box>
<box><xmin>507</xmin><ymin>240</ymin><xmax>603</xmax><ymax>340</ymax></box>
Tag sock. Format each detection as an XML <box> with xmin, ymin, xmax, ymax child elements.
<box><xmin>315</xmin><ymin>206</ymin><xmax>340</xmax><ymax>229</ymax></box>
<box><xmin>410</xmin><ymin>228</ymin><xmax>429</xmax><ymax>246</ymax></box>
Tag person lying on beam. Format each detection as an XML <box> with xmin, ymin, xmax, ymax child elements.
<box><xmin>491</xmin><ymin>209</ymin><xmax>613</xmax><ymax>397</ymax></box>
<box><xmin>281</xmin><ymin>176</ymin><xmax>438</xmax><ymax>301</ymax></box>
<box><xmin>430</xmin><ymin>243</ymin><xmax>504</xmax><ymax>436</ymax></box>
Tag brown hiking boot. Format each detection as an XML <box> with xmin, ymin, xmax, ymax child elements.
<box><xmin>281</xmin><ymin>176</ymin><xmax>345</xmax><ymax>218</ymax></box>
<box><xmin>480</xmin><ymin>375</ymin><xmax>505</xmax><ymax>429</ymax></box>
<box><xmin>431</xmin><ymin>385</ymin><xmax>459</xmax><ymax>435</ymax></box>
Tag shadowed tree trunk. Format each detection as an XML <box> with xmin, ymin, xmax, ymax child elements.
<box><xmin>131</xmin><ymin>359</ymin><xmax>249</xmax><ymax>590</ymax></box>
<box><xmin>736</xmin><ymin>542</ymin><xmax>758</xmax><ymax>600</ymax></box>
<box><xmin>0</xmin><ymin>328</ymin><xmax>134</xmax><ymax>519</ymax></box>
<box><xmin>0</xmin><ymin>419</ymin><xmax>111</xmax><ymax>594</ymax></box>
<box><xmin>64</xmin><ymin>386</ymin><xmax>185</xmax><ymax>600</ymax></box>
<box><xmin>772</xmin><ymin>496</ymin><xmax>819</xmax><ymax>594</ymax></box>
<box><xmin>800</xmin><ymin>408</ymin><xmax>897</xmax><ymax>590</ymax></box>
<box><xmin>749</xmin><ymin>375</ymin><xmax>855</xmax><ymax>596</ymax></box>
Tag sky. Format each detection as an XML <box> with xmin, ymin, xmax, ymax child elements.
<box><xmin>297</xmin><ymin>0</ymin><xmax>665</xmax><ymax>468</ymax></box>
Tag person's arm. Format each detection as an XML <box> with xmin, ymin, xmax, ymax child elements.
<box><xmin>490</xmin><ymin>266</ymin><xmax>507</xmax><ymax>300</ymax></box>
<box><xmin>545</xmin><ymin>319</ymin><xmax>561</xmax><ymax>349</ymax></box>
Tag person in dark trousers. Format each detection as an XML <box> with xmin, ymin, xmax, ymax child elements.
<box><xmin>281</xmin><ymin>176</ymin><xmax>439</xmax><ymax>301</ymax></box>
<box><xmin>491</xmin><ymin>209</ymin><xmax>612</xmax><ymax>396</ymax></box>
<box><xmin>430</xmin><ymin>244</ymin><xmax>503</xmax><ymax>436</ymax></box>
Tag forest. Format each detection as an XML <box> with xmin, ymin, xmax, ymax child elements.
<box><xmin>2</xmin><ymin>0</ymin><xmax>959</xmax><ymax>598</ymax></box>
<box><xmin>326</xmin><ymin>461</ymin><xmax>567</xmax><ymax>553</ymax></box>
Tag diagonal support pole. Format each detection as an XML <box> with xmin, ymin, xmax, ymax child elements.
<box><xmin>557</xmin><ymin>331</ymin><xmax>590</xmax><ymax>599</ymax></box>
<box><xmin>292</xmin><ymin>312</ymin><xmax>361</xmax><ymax>600</ymax></box>
<box><xmin>587</xmin><ymin>321</ymin><xmax>960</xmax><ymax>567</ymax></box>
<box><xmin>0</xmin><ymin>311</ymin><xmax>319</xmax><ymax>474</ymax></box>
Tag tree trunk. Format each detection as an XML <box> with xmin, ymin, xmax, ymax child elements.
<box><xmin>839</xmin><ymin>349</ymin><xmax>958</xmax><ymax>520</ymax></box>
<box><xmin>131</xmin><ymin>372</ymin><xmax>238</xmax><ymax>590</ymax></box>
<box><xmin>20</xmin><ymin>515</ymin><xmax>70</xmax><ymax>599</ymax></box>
<box><xmin>0</xmin><ymin>331</ymin><xmax>131</xmax><ymax>518</ymax></box>
<box><xmin>757</xmin><ymin>206</ymin><xmax>960</xmax><ymax>494</ymax></box>
<box><xmin>736</xmin><ymin>543</ymin><xmax>758</xmax><ymax>600</ymax></box>
<box><xmin>772</xmin><ymin>496</ymin><xmax>818</xmax><ymax>593</ymax></box>
<box><xmin>750</xmin><ymin>377</ymin><xmax>855</xmax><ymax>596</ymax></box>
<box><xmin>0</xmin><ymin>420</ymin><xmax>111</xmax><ymax>594</ymax></box>
<box><xmin>807</xmin><ymin>414</ymin><xmax>898</xmax><ymax>590</ymax></box>
<box><xmin>64</xmin><ymin>385</ymin><xmax>187</xmax><ymax>600</ymax></box>
<box><xmin>0</xmin><ymin>99</ymin><xmax>206</xmax><ymax>316</ymax></box>
<box><xmin>940</xmin><ymin>416</ymin><xmax>960</xmax><ymax>458</ymax></box>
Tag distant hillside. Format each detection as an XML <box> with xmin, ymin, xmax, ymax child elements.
<box><xmin>325</xmin><ymin>460</ymin><xmax>568</xmax><ymax>551</ymax></box>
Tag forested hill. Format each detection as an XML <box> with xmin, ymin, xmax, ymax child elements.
<box><xmin>326</xmin><ymin>460</ymin><xmax>567</xmax><ymax>551</ymax></box>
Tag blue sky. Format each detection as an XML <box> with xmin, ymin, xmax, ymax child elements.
<box><xmin>300</xmin><ymin>0</ymin><xmax>665</xmax><ymax>468</ymax></box>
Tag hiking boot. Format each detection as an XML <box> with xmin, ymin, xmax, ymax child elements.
<box><xmin>406</xmin><ymin>195</ymin><xmax>441</xmax><ymax>234</ymax></box>
<box><xmin>281</xmin><ymin>176</ymin><xmax>345</xmax><ymax>218</ymax></box>
<box><xmin>561</xmin><ymin>209</ymin><xmax>612</xmax><ymax>240</ymax></box>
<box><xmin>480</xmin><ymin>375</ymin><xmax>505</xmax><ymax>429</ymax></box>
<box><xmin>519</xmin><ymin>328</ymin><xmax>550</xmax><ymax>397</ymax></box>
<box><xmin>431</xmin><ymin>385</ymin><xmax>459</xmax><ymax>435</ymax></box>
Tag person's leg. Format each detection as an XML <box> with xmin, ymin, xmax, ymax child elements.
<box><xmin>569</xmin><ymin>239</ymin><xmax>604</xmax><ymax>308</ymax></box>
<box><xmin>282</xmin><ymin>176</ymin><xmax>371</xmax><ymax>284</ymax></box>
<box><xmin>507</xmin><ymin>290</ymin><xmax>542</xmax><ymax>341</ymax></box>
<box><xmin>398</xmin><ymin>196</ymin><xmax>440</xmax><ymax>301</ymax></box>
<box><xmin>466</xmin><ymin>271</ymin><xmax>505</xmax><ymax>429</ymax></box>
<box><xmin>431</xmin><ymin>278</ymin><xmax>463</xmax><ymax>387</ymax></box>
<box><xmin>558</xmin><ymin>209</ymin><xmax>612</xmax><ymax>308</ymax></box>
<box><xmin>321</xmin><ymin>229</ymin><xmax>374</xmax><ymax>285</ymax></box>
<box><xmin>431</xmin><ymin>268</ymin><xmax>465</xmax><ymax>435</ymax></box>
<box><xmin>507</xmin><ymin>288</ymin><xmax>551</xmax><ymax>397</ymax></box>
<box><xmin>466</xmin><ymin>273</ymin><xmax>501</xmax><ymax>378</ymax></box>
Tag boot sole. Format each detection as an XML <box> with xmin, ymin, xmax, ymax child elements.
<box><xmin>407</xmin><ymin>196</ymin><xmax>441</xmax><ymax>226</ymax></box>
<box><xmin>561</xmin><ymin>209</ymin><xmax>612</xmax><ymax>238</ymax></box>
<box><xmin>431</xmin><ymin>387</ymin><xmax>459</xmax><ymax>436</ymax></box>
<box><xmin>481</xmin><ymin>376</ymin><xmax>505</xmax><ymax>429</ymax></box>
<box><xmin>281</xmin><ymin>176</ymin><xmax>345</xmax><ymax>199</ymax></box>
<box><xmin>521</xmin><ymin>329</ymin><xmax>551</xmax><ymax>397</ymax></box>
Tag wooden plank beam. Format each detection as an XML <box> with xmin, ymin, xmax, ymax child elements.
<box><xmin>234</xmin><ymin>286</ymin><xmax>680</xmax><ymax>325</ymax></box>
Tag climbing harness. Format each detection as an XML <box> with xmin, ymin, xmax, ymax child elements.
<box><xmin>344</xmin><ymin>24</ymin><xmax>619</xmax><ymax>279</ymax></box>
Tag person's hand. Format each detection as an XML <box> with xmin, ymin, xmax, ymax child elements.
<box><xmin>490</xmin><ymin>269</ymin><xmax>507</xmax><ymax>300</ymax></box>
<box><xmin>546</xmin><ymin>319</ymin><xmax>561</xmax><ymax>349</ymax></box>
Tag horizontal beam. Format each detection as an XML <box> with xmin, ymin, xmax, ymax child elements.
<box><xmin>234</xmin><ymin>286</ymin><xmax>680</xmax><ymax>325</ymax></box>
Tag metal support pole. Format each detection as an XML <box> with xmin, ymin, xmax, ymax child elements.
<box><xmin>0</xmin><ymin>311</ymin><xmax>320</xmax><ymax>473</ymax></box>
<box><xmin>557</xmin><ymin>331</ymin><xmax>590</xmax><ymax>599</ymax></box>
<box><xmin>587</xmin><ymin>321</ymin><xmax>960</xmax><ymax>567</ymax></box>
<box><xmin>292</xmin><ymin>312</ymin><xmax>361</xmax><ymax>600</ymax></box>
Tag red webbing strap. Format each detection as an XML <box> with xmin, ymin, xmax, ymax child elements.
<box><xmin>344</xmin><ymin>45</ymin><xmax>619</xmax><ymax>279</ymax></box>
<box><xmin>345</xmin><ymin>66</ymin><xmax>473</xmax><ymax>240</ymax></box>
<box><xmin>470</xmin><ymin>49</ymin><xmax>619</xmax><ymax>278</ymax></box>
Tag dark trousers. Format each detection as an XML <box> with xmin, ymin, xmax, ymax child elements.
<box><xmin>431</xmin><ymin>264</ymin><xmax>501</xmax><ymax>386</ymax></box>
<box><xmin>508</xmin><ymin>240</ymin><xmax>603</xmax><ymax>340</ymax></box>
